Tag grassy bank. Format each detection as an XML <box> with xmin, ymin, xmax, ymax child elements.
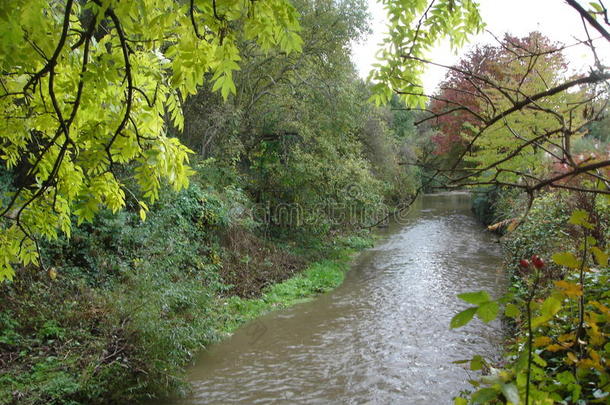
<box><xmin>215</xmin><ymin>248</ymin><xmax>363</xmax><ymax>338</ymax></box>
<box><xmin>0</xmin><ymin>177</ymin><xmax>374</xmax><ymax>405</ymax></box>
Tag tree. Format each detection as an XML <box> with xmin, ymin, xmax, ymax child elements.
<box><xmin>0</xmin><ymin>0</ymin><xmax>302</xmax><ymax>281</ymax></box>
<box><xmin>427</xmin><ymin>32</ymin><xmax>594</xmax><ymax>189</ymax></box>
<box><xmin>372</xmin><ymin>0</ymin><xmax>610</xmax><ymax>199</ymax></box>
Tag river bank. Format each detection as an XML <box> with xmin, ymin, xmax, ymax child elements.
<box><xmin>0</xmin><ymin>178</ymin><xmax>377</xmax><ymax>405</ymax></box>
<box><xmin>155</xmin><ymin>192</ymin><xmax>506</xmax><ymax>405</ymax></box>
<box><xmin>461</xmin><ymin>188</ymin><xmax>610</xmax><ymax>404</ymax></box>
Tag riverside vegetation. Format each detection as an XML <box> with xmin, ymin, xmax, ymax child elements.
<box><xmin>0</xmin><ymin>0</ymin><xmax>422</xmax><ymax>403</ymax></box>
<box><xmin>1</xmin><ymin>0</ymin><xmax>609</xmax><ymax>404</ymax></box>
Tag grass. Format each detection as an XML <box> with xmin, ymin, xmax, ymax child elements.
<box><xmin>215</xmin><ymin>255</ymin><xmax>353</xmax><ymax>335</ymax></box>
<box><xmin>0</xmin><ymin>220</ymin><xmax>372</xmax><ymax>405</ymax></box>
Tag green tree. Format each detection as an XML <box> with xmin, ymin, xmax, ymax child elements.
<box><xmin>0</xmin><ymin>0</ymin><xmax>301</xmax><ymax>280</ymax></box>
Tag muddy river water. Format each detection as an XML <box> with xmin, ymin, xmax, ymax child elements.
<box><xmin>161</xmin><ymin>192</ymin><xmax>506</xmax><ymax>404</ymax></box>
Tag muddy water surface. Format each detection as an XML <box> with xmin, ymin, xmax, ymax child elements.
<box><xmin>161</xmin><ymin>192</ymin><xmax>506</xmax><ymax>404</ymax></box>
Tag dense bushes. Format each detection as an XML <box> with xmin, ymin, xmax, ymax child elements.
<box><xmin>460</xmin><ymin>188</ymin><xmax>609</xmax><ymax>404</ymax></box>
<box><xmin>0</xmin><ymin>181</ymin><xmax>232</xmax><ymax>403</ymax></box>
<box><xmin>0</xmin><ymin>168</ymin><xmax>380</xmax><ymax>404</ymax></box>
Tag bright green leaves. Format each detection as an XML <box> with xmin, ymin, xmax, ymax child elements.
<box><xmin>531</xmin><ymin>295</ymin><xmax>562</xmax><ymax>329</ymax></box>
<box><xmin>458</xmin><ymin>290</ymin><xmax>491</xmax><ymax>305</ymax></box>
<box><xmin>588</xmin><ymin>1</ymin><xmax>605</xmax><ymax>14</ymax></box>
<box><xmin>450</xmin><ymin>290</ymin><xmax>499</xmax><ymax>328</ymax></box>
<box><xmin>134</xmin><ymin>138</ymin><xmax>195</xmax><ymax>204</ymax></box>
<box><xmin>451</xmin><ymin>307</ymin><xmax>477</xmax><ymax>328</ymax></box>
<box><xmin>0</xmin><ymin>0</ymin><xmax>302</xmax><ymax>280</ymax></box>
<box><xmin>210</xmin><ymin>45</ymin><xmax>241</xmax><ymax>100</ymax></box>
<box><xmin>477</xmin><ymin>301</ymin><xmax>499</xmax><ymax>323</ymax></box>
<box><xmin>370</xmin><ymin>0</ymin><xmax>484</xmax><ymax>106</ymax></box>
<box><xmin>568</xmin><ymin>209</ymin><xmax>595</xmax><ymax>229</ymax></box>
<box><xmin>504</xmin><ymin>303</ymin><xmax>521</xmax><ymax>318</ymax></box>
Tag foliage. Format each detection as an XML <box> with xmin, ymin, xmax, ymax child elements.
<box><xmin>369</xmin><ymin>0</ymin><xmax>484</xmax><ymax>107</ymax></box>
<box><xmin>0</xmin><ymin>162</ymin><xmax>374</xmax><ymax>404</ymax></box>
<box><xmin>0</xmin><ymin>0</ymin><xmax>302</xmax><ymax>281</ymax></box>
<box><xmin>470</xmin><ymin>187</ymin><xmax>503</xmax><ymax>226</ymax></box>
<box><xmin>173</xmin><ymin>0</ymin><xmax>419</xmax><ymax>234</ymax></box>
<box><xmin>453</xmin><ymin>194</ymin><xmax>609</xmax><ymax>404</ymax></box>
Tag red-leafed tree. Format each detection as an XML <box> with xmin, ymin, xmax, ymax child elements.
<box><xmin>429</xmin><ymin>44</ymin><xmax>499</xmax><ymax>155</ymax></box>
<box><xmin>429</xmin><ymin>32</ymin><xmax>568</xmax><ymax>158</ymax></box>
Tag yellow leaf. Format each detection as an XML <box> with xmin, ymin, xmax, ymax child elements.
<box><xmin>590</xmin><ymin>246</ymin><xmax>608</xmax><ymax>267</ymax></box>
<box><xmin>534</xmin><ymin>336</ymin><xmax>552</xmax><ymax>347</ymax></box>
<box><xmin>554</xmin><ymin>280</ymin><xmax>583</xmax><ymax>298</ymax></box>
<box><xmin>552</xmin><ymin>252</ymin><xmax>580</xmax><ymax>269</ymax></box>
<box><xmin>48</xmin><ymin>267</ymin><xmax>58</xmax><ymax>280</ymax></box>
<box><xmin>546</xmin><ymin>343</ymin><xmax>570</xmax><ymax>352</ymax></box>
<box><xmin>589</xmin><ymin>301</ymin><xmax>609</xmax><ymax>316</ymax></box>
<box><xmin>566</xmin><ymin>351</ymin><xmax>578</xmax><ymax>365</ymax></box>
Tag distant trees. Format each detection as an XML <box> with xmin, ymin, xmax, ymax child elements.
<box><xmin>176</xmin><ymin>0</ymin><xmax>419</xmax><ymax>231</ymax></box>
<box><xmin>425</xmin><ymin>32</ymin><xmax>598</xmax><ymax>190</ymax></box>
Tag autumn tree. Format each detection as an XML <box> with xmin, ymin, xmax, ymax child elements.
<box><xmin>372</xmin><ymin>1</ymin><xmax>609</xmax><ymax>200</ymax></box>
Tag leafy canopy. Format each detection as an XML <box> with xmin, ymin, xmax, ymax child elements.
<box><xmin>0</xmin><ymin>0</ymin><xmax>302</xmax><ymax>281</ymax></box>
<box><xmin>369</xmin><ymin>0</ymin><xmax>484</xmax><ymax>107</ymax></box>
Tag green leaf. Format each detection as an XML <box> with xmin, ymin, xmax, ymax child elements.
<box><xmin>590</xmin><ymin>246</ymin><xmax>608</xmax><ymax>267</ymax></box>
<box><xmin>450</xmin><ymin>307</ymin><xmax>477</xmax><ymax>329</ymax></box>
<box><xmin>505</xmin><ymin>303</ymin><xmax>521</xmax><ymax>318</ymax></box>
<box><xmin>540</xmin><ymin>296</ymin><xmax>562</xmax><ymax>317</ymax></box>
<box><xmin>470</xmin><ymin>355</ymin><xmax>485</xmax><ymax>371</ymax></box>
<box><xmin>532</xmin><ymin>296</ymin><xmax>562</xmax><ymax>328</ymax></box>
<box><xmin>501</xmin><ymin>383</ymin><xmax>519</xmax><ymax>404</ymax></box>
<box><xmin>532</xmin><ymin>352</ymin><xmax>547</xmax><ymax>367</ymax></box>
<box><xmin>590</xmin><ymin>2</ymin><xmax>603</xmax><ymax>12</ymax></box>
<box><xmin>454</xmin><ymin>398</ymin><xmax>468</xmax><ymax>405</ymax></box>
<box><xmin>552</xmin><ymin>252</ymin><xmax>580</xmax><ymax>269</ymax></box>
<box><xmin>458</xmin><ymin>291</ymin><xmax>491</xmax><ymax>305</ymax></box>
<box><xmin>569</xmin><ymin>209</ymin><xmax>594</xmax><ymax>229</ymax></box>
<box><xmin>477</xmin><ymin>301</ymin><xmax>499</xmax><ymax>323</ymax></box>
<box><xmin>471</xmin><ymin>387</ymin><xmax>499</xmax><ymax>404</ymax></box>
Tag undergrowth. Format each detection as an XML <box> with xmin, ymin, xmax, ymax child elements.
<box><xmin>0</xmin><ymin>177</ymin><xmax>373</xmax><ymax>405</ymax></box>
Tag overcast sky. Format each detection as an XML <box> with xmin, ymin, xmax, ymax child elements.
<box><xmin>352</xmin><ymin>0</ymin><xmax>610</xmax><ymax>93</ymax></box>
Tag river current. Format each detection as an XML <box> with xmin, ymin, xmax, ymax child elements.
<box><xmin>160</xmin><ymin>192</ymin><xmax>506</xmax><ymax>404</ymax></box>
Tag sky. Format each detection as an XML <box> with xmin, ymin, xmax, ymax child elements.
<box><xmin>352</xmin><ymin>0</ymin><xmax>610</xmax><ymax>94</ymax></box>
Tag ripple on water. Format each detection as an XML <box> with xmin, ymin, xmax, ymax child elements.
<box><xmin>154</xmin><ymin>193</ymin><xmax>506</xmax><ymax>405</ymax></box>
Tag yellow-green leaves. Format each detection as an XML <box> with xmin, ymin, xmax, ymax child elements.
<box><xmin>370</xmin><ymin>0</ymin><xmax>484</xmax><ymax>107</ymax></box>
<box><xmin>531</xmin><ymin>295</ymin><xmax>562</xmax><ymax>329</ymax></box>
<box><xmin>552</xmin><ymin>252</ymin><xmax>580</xmax><ymax>269</ymax></box>
<box><xmin>451</xmin><ymin>290</ymin><xmax>499</xmax><ymax>328</ymax></box>
<box><xmin>0</xmin><ymin>0</ymin><xmax>302</xmax><ymax>280</ymax></box>
<box><xmin>590</xmin><ymin>246</ymin><xmax>608</xmax><ymax>267</ymax></box>
<box><xmin>458</xmin><ymin>290</ymin><xmax>491</xmax><ymax>305</ymax></box>
<box><xmin>569</xmin><ymin>209</ymin><xmax>595</xmax><ymax>229</ymax></box>
<box><xmin>505</xmin><ymin>303</ymin><xmax>521</xmax><ymax>319</ymax></box>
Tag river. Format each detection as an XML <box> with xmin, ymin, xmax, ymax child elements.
<box><xmin>160</xmin><ymin>192</ymin><xmax>506</xmax><ymax>404</ymax></box>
